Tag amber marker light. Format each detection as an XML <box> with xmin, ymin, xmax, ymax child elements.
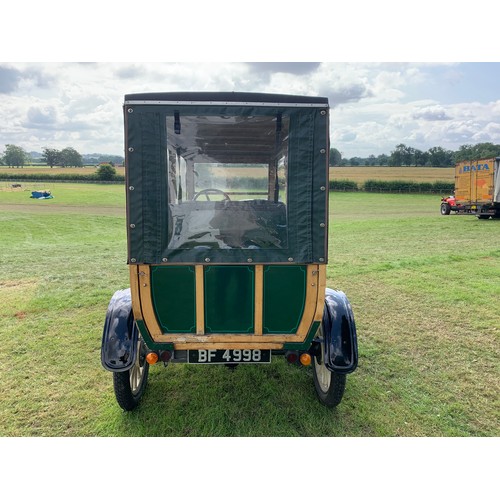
<box><xmin>146</xmin><ymin>352</ymin><xmax>159</xmax><ymax>365</ymax></box>
<box><xmin>300</xmin><ymin>353</ymin><xmax>312</xmax><ymax>366</ymax></box>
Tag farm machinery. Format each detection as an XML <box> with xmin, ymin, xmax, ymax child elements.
<box><xmin>101</xmin><ymin>92</ymin><xmax>358</xmax><ymax>410</ymax></box>
<box><xmin>440</xmin><ymin>157</ymin><xmax>500</xmax><ymax>219</ymax></box>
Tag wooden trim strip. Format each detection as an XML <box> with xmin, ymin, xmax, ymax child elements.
<box><xmin>138</xmin><ymin>265</ymin><xmax>162</xmax><ymax>337</ymax></box>
<box><xmin>254</xmin><ymin>265</ymin><xmax>263</xmax><ymax>335</ymax></box>
<box><xmin>294</xmin><ymin>264</ymin><xmax>320</xmax><ymax>340</ymax></box>
<box><xmin>174</xmin><ymin>342</ymin><xmax>284</xmax><ymax>350</ymax></box>
<box><xmin>129</xmin><ymin>264</ymin><xmax>143</xmax><ymax>321</ymax></box>
<box><xmin>313</xmin><ymin>264</ymin><xmax>327</xmax><ymax>322</ymax></box>
<box><xmin>195</xmin><ymin>265</ymin><xmax>205</xmax><ymax>335</ymax></box>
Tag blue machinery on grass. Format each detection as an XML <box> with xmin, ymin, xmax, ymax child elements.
<box><xmin>101</xmin><ymin>92</ymin><xmax>358</xmax><ymax>411</ymax></box>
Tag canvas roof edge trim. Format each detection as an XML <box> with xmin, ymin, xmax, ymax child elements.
<box><xmin>124</xmin><ymin>91</ymin><xmax>329</xmax><ymax>107</ymax></box>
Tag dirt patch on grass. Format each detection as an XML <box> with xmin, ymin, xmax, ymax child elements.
<box><xmin>0</xmin><ymin>279</ymin><xmax>38</xmax><ymax>289</ymax></box>
<box><xmin>0</xmin><ymin>203</ymin><xmax>124</xmax><ymax>216</ymax></box>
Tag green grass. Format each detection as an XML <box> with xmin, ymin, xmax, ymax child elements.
<box><xmin>0</xmin><ymin>187</ymin><xmax>498</xmax><ymax>436</ymax></box>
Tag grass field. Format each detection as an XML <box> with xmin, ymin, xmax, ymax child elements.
<box><xmin>330</xmin><ymin>166</ymin><xmax>455</xmax><ymax>187</ymax></box>
<box><xmin>0</xmin><ymin>183</ymin><xmax>498</xmax><ymax>437</ymax></box>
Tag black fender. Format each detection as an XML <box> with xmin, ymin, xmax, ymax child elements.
<box><xmin>101</xmin><ymin>288</ymin><xmax>138</xmax><ymax>372</ymax></box>
<box><xmin>321</xmin><ymin>288</ymin><xmax>358</xmax><ymax>374</ymax></box>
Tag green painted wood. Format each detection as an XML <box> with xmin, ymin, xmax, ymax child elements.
<box><xmin>283</xmin><ymin>321</ymin><xmax>321</xmax><ymax>350</ymax></box>
<box><xmin>263</xmin><ymin>265</ymin><xmax>307</xmax><ymax>334</ymax></box>
<box><xmin>150</xmin><ymin>266</ymin><xmax>196</xmax><ymax>333</ymax></box>
<box><xmin>204</xmin><ymin>266</ymin><xmax>254</xmax><ymax>333</ymax></box>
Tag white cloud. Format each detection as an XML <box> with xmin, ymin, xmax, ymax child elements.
<box><xmin>412</xmin><ymin>105</ymin><xmax>451</xmax><ymax>121</ymax></box>
<box><xmin>1</xmin><ymin>62</ymin><xmax>499</xmax><ymax>157</ymax></box>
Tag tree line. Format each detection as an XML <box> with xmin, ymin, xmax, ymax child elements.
<box><xmin>1</xmin><ymin>145</ymin><xmax>84</xmax><ymax>168</ymax></box>
<box><xmin>0</xmin><ymin>144</ymin><xmax>124</xmax><ymax>168</ymax></box>
<box><xmin>330</xmin><ymin>142</ymin><xmax>500</xmax><ymax>167</ymax></box>
<box><xmin>3</xmin><ymin>141</ymin><xmax>499</xmax><ymax>169</ymax></box>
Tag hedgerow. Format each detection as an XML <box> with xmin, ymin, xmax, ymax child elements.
<box><xmin>0</xmin><ymin>172</ymin><xmax>454</xmax><ymax>193</ymax></box>
<box><xmin>363</xmin><ymin>179</ymin><xmax>454</xmax><ymax>193</ymax></box>
<box><xmin>0</xmin><ymin>172</ymin><xmax>125</xmax><ymax>183</ymax></box>
<box><xmin>329</xmin><ymin>179</ymin><xmax>359</xmax><ymax>191</ymax></box>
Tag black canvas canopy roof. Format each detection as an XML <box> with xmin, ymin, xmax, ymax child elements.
<box><xmin>124</xmin><ymin>91</ymin><xmax>328</xmax><ymax>106</ymax></box>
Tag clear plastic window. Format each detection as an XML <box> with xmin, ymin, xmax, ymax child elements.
<box><xmin>166</xmin><ymin>114</ymin><xmax>289</xmax><ymax>250</ymax></box>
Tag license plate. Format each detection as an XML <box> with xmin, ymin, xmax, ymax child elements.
<box><xmin>188</xmin><ymin>349</ymin><xmax>271</xmax><ymax>364</ymax></box>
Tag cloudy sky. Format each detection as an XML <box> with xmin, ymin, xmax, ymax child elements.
<box><xmin>1</xmin><ymin>61</ymin><xmax>499</xmax><ymax>159</ymax></box>
<box><xmin>1</xmin><ymin>3</ymin><xmax>498</xmax><ymax>160</ymax></box>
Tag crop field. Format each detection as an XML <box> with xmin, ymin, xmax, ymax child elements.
<box><xmin>0</xmin><ymin>165</ymin><xmax>126</xmax><ymax>177</ymax></box>
<box><xmin>2</xmin><ymin>165</ymin><xmax>452</xmax><ymax>182</ymax></box>
<box><xmin>330</xmin><ymin>166</ymin><xmax>455</xmax><ymax>187</ymax></box>
<box><xmin>0</xmin><ymin>183</ymin><xmax>498</xmax><ymax>439</ymax></box>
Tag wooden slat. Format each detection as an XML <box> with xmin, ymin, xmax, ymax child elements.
<box><xmin>254</xmin><ymin>265</ymin><xmax>263</xmax><ymax>335</ymax></box>
<box><xmin>137</xmin><ymin>265</ymin><xmax>162</xmax><ymax>337</ymax></box>
<box><xmin>129</xmin><ymin>264</ymin><xmax>143</xmax><ymax>321</ymax></box>
<box><xmin>195</xmin><ymin>265</ymin><xmax>205</xmax><ymax>335</ymax></box>
<box><xmin>175</xmin><ymin>342</ymin><xmax>284</xmax><ymax>350</ymax></box>
<box><xmin>292</xmin><ymin>265</ymin><xmax>320</xmax><ymax>340</ymax></box>
<box><xmin>314</xmin><ymin>265</ymin><xmax>327</xmax><ymax>322</ymax></box>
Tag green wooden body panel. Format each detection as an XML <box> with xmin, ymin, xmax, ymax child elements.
<box><xmin>204</xmin><ymin>266</ymin><xmax>254</xmax><ymax>333</ymax></box>
<box><xmin>150</xmin><ymin>266</ymin><xmax>196</xmax><ymax>333</ymax></box>
<box><xmin>147</xmin><ymin>264</ymin><xmax>308</xmax><ymax>336</ymax></box>
<box><xmin>263</xmin><ymin>265</ymin><xmax>307</xmax><ymax>334</ymax></box>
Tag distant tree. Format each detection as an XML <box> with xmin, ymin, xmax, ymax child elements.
<box><xmin>377</xmin><ymin>154</ymin><xmax>389</xmax><ymax>166</ymax></box>
<box><xmin>390</xmin><ymin>144</ymin><xmax>424</xmax><ymax>166</ymax></box>
<box><xmin>454</xmin><ymin>144</ymin><xmax>474</xmax><ymax>162</ymax></box>
<box><xmin>96</xmin><ymin>163</ymin><xmax>116</xmax><ymax>180</ymax></box>
<box><xmin>452</xmin><ymin>143</ymin><xmax>500</xmax><ymax>162</ymax></box>
<box><xmin>389</xmin><ymin>144</ymin><xmax>405</xmax><ymax>166</ymax></box>
<box><xmin>329</xmin><ymin>147</ymin><xmax>342</xmax><ymax>166</ymax></box>
<box><xmin>413</xmin><ymin>149</ymin><xmax>428</xmax><ymax>166</ymax></box>
<box><xmin>42</xmin><ymin>147</ymin><xmax>61</xmax><ymax>168</ymax></box>
<box><xmin>59</xmin><ymin>147</ymin><xmax>83</xmax><ymax>167</ymax></box>
<box><xmin>465</xmin><ymin>142</ymin><xmax>500</xmax><ymax>161</ymax></box>
<box><xmin>367</xmin><ymin>154</ymin><xmax>376</xmax><ymax>166</ymax></box>
<box><xmin>2</xmin><ymin>144</ymin><xmax>29</xmax><ymax>168</ymax></box>
<box><xmin>427</xmin><ymin>146</ymin><xmax>453</xmax><ymax>167</ymax></box>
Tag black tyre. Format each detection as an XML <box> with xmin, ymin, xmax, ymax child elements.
<box><xmin>113</xmin><ymin>338</ymin><xmax>149</xmax><ymax>411</ymax></box>
<box><xmin>477</xmin><ymin>214</ymin><xmax>490</xmax><ymax>220</ymax></box>
<box><xmin>440</xmin><ymin>203</ymin><xmax>451</xmax><ymax>215</ymax></box>
<box><xmin>312</xmin><ymin>326</ymin><xmax>346</xmax><ymax>408</ymax></box>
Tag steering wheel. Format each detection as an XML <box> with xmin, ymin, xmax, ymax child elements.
<box><xmin>193</xmin><ymin>188</ymin><xmax>231</xmax><ymax>201</ymax></box>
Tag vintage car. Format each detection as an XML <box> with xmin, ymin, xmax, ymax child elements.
<box><xmin>101</xmin><ymin>91</ymin><xmax>358</xmax><ymax>410</ymax></box>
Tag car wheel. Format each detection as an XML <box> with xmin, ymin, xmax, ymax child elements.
<box><xmin>113</xmin><ymin>337</ymin><xmax>149</xmax><ymax>411</ymax></box>
<box><xmin>312</xmin><ymin>326</ymin><xmax>346</xmax><ymax>408</ymax></box>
